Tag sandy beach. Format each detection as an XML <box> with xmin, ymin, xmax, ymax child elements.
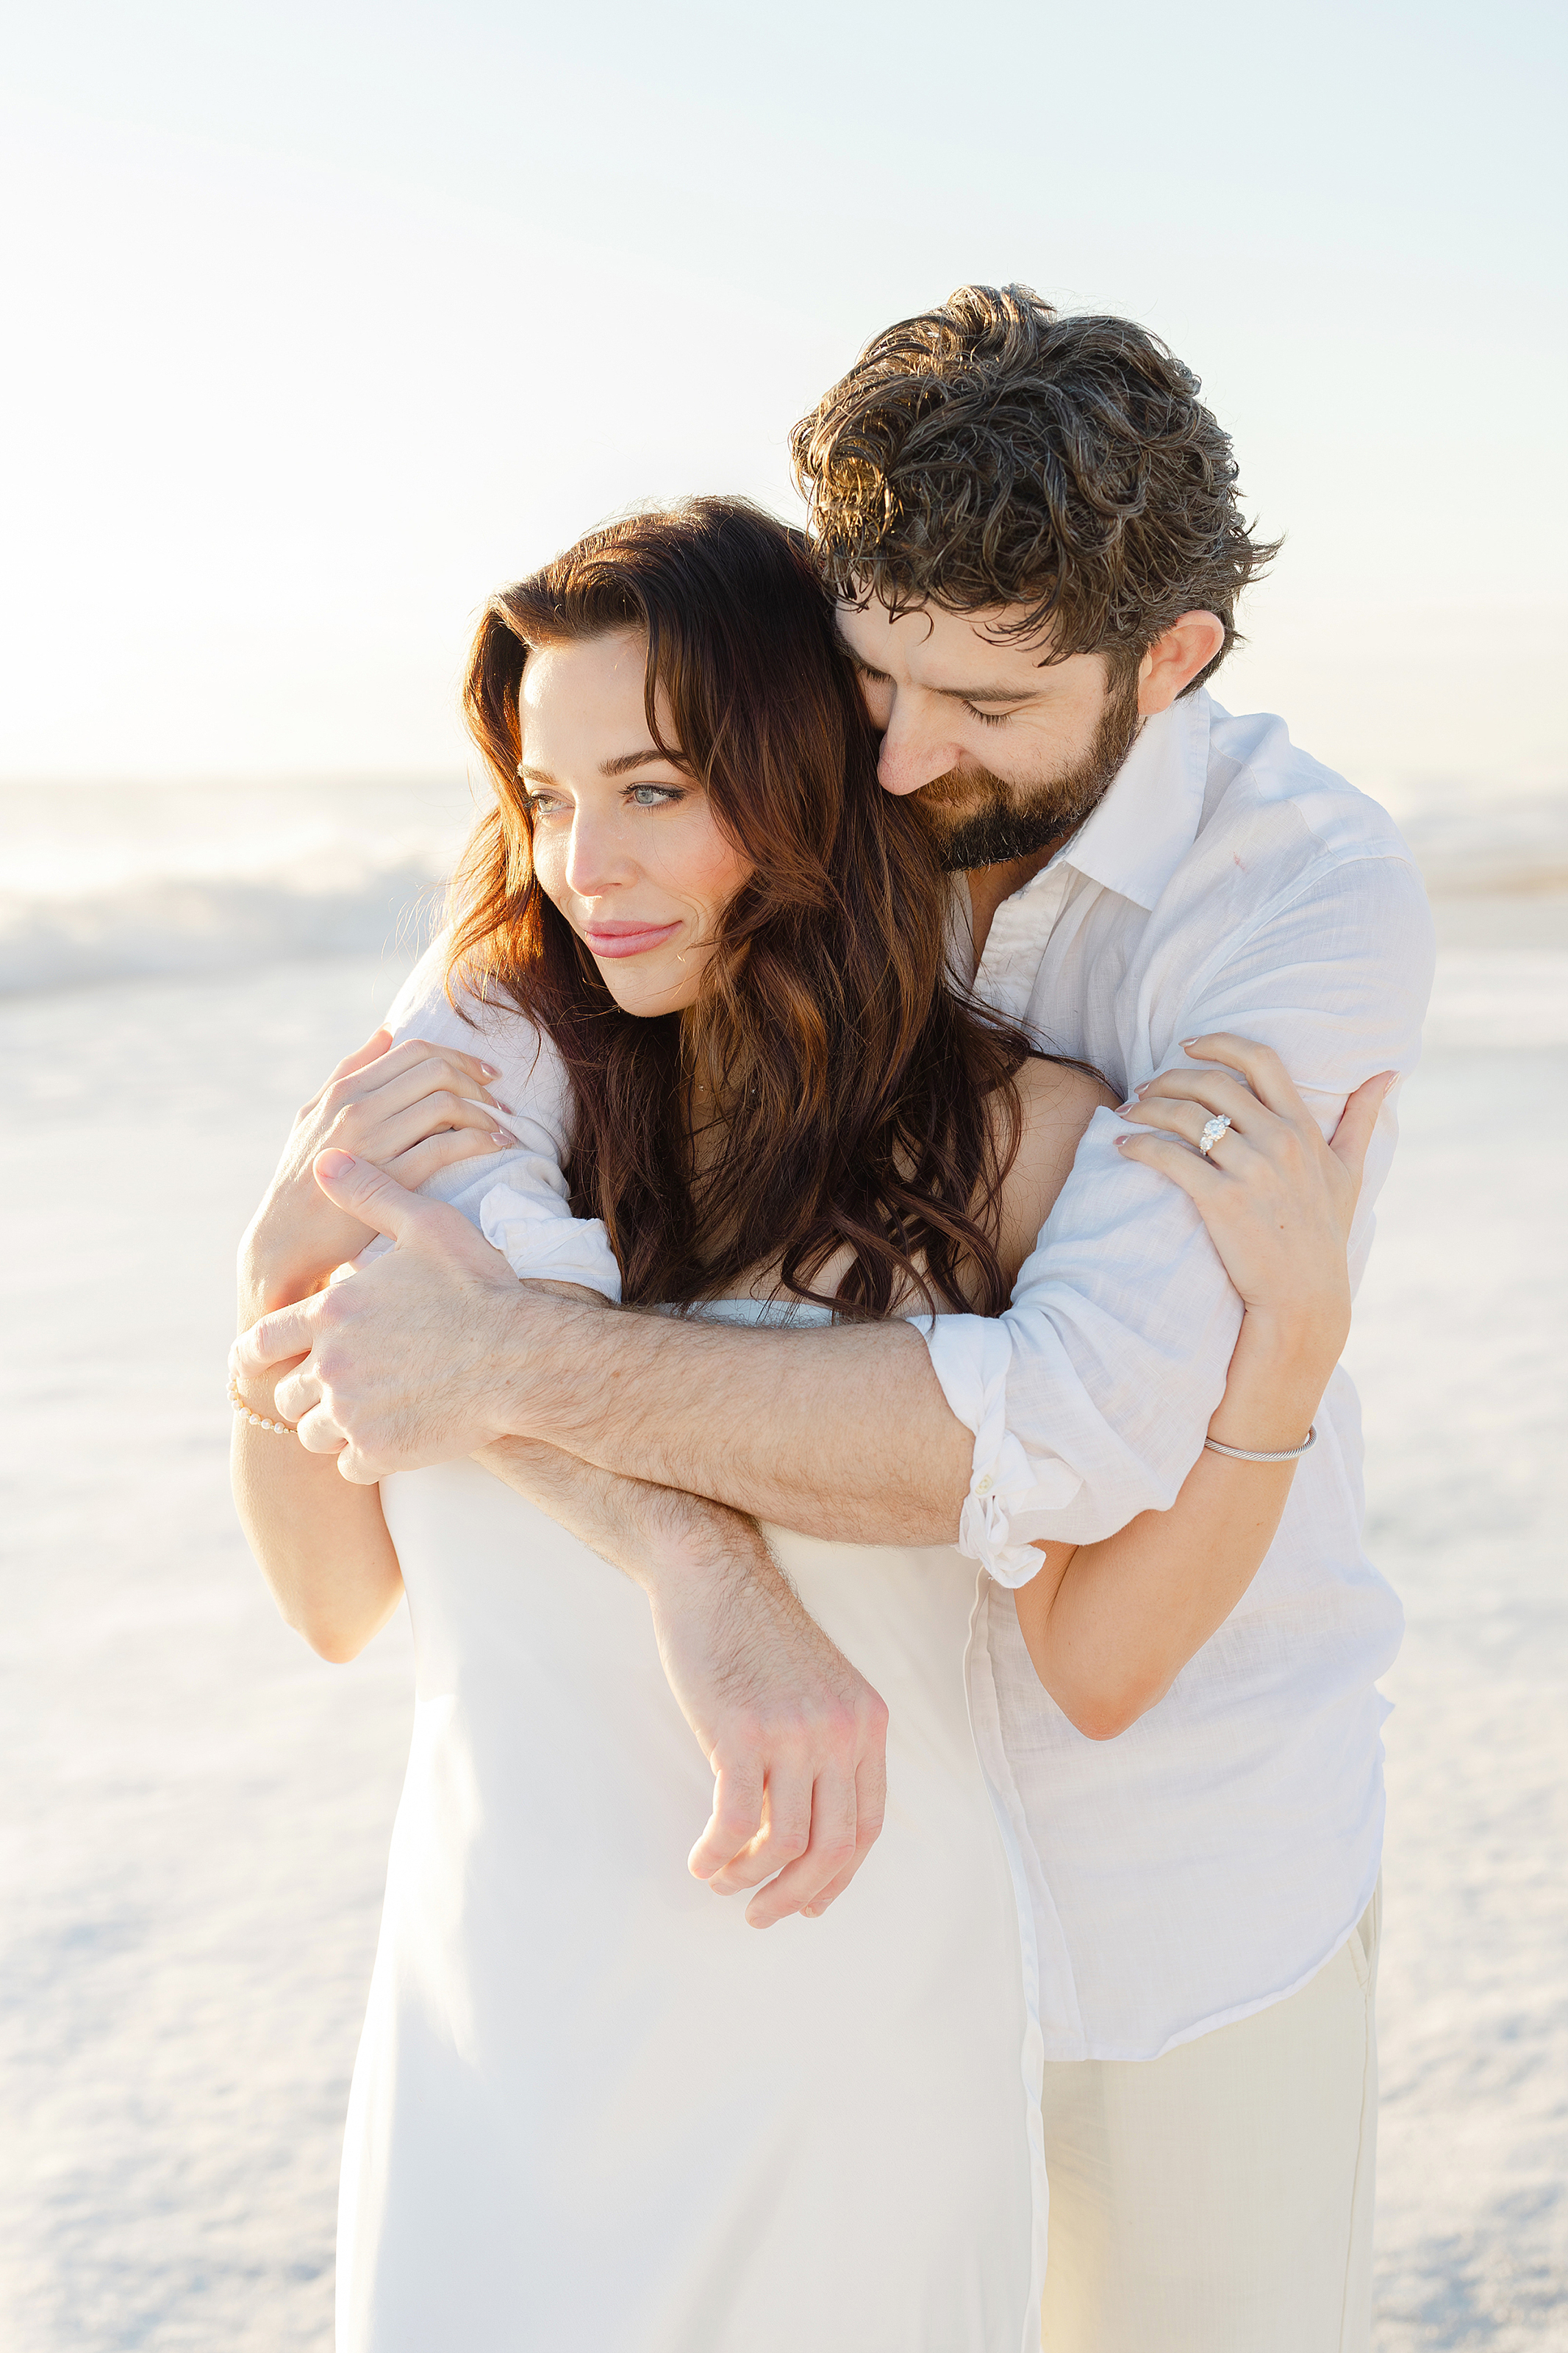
<box><xmin>2</xmin><ymin>868</ymin><xmax>1564</xmax><ymax>2349</ymax></box>
<box><xmin>6</xmin><ymin>0</ymin><xmax>1562</xmax><ymax>2335</ymax></box>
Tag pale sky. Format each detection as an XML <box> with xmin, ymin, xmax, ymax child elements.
<box><xmin>2</xmin><ymin>0</ymin><xmax>1563</xmax><ymax>807</ymax></box>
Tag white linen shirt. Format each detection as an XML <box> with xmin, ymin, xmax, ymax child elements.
<box><xmin>935</xmin><ymin>690</ymin><xmax>1433</xmax><ymax>2057</ymax></box>
<box><xmin>377</xmin><ymin>688</ymin><xmax>1434</xmax><ymax>2063</ymax></box>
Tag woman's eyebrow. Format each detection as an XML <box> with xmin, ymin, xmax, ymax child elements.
<box><xmin>600</xmin><ymin>749</ymin><xmax>676</xmax><ymax>776</ymax></box>
<box><xmin>517</xmin><ymin>750</ymin><xmax>676</xmax><ymax>783</ymax></box>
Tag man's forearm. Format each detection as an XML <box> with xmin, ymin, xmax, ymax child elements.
<box><xmin>474</xmin><ymin>1432</ymin><xmax>767</xmax><ymax>1589</ymax></box>
<box><xmin>493</xmin><ymin>1299</ymin><xmax>973</xmax><ymax>1546</ymax></box>
<box><xmin>251</xmin><ymin>1164</ymin><xmax>976</xmax><ymax>1544</ymax></box>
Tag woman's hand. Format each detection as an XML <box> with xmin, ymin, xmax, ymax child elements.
<box><xmin>239</xmin><ymin>1026</ymin><xmax>511</xmax><ymax>1316</ymax></box>
<box><xmin>1115</xmin><ymin>1035</ymin><xmax>1394</xmax><ymax>1374</ymax></box>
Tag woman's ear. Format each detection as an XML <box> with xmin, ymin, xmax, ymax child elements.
<box><xmin>1136</xmin><ymin>612</ymin><xmax>1228</xmax><ymax>715</ymax></box>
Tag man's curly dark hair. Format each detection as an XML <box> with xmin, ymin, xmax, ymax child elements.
<box><xmin>791</xmin><ymin>283</ymin><xmax>1278</xmax><ymax>690</ymax></box>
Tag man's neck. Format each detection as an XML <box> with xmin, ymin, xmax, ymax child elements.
<box><xmin>962</xmin><ymin>840</ymin><xmax>1067</xmax><ymax>971</ymax></box>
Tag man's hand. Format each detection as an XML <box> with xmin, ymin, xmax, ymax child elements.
<box><xmin>243</xmin><ymin>1143</ymin><xmax>974</xmax><ymax>1549</ymax></box>
<box><xmin>476</xmin><ymin>1437</ymin><xmax>889</xmax><ymax>1927</ymax></box>
<box><xmin>235</xmin><ymin>1149</ymin><xmax>529</xmax><ymax>1480</ymax></box>
<box><xmin>645</xmin><ymin>1536</ymin><xmax>890</xmax><ymax>1929</ymax></box>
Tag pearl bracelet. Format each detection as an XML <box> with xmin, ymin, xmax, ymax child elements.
<box><xmin>229</xmin><ymin>1371</ymin><xmax>298</xmax><ymax>1436</ymax></box>
<box><xmin>1203</xmin><ymin>1425</ymin><xmax>1317</xmax><ymax>1463</ymax></box>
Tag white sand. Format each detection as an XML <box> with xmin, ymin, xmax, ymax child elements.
<box><xmin>1</xmin><ymin>924</ymin><xmax>1563</xmax><ymax>2349</ymax></box>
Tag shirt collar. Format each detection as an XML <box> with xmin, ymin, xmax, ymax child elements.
<box><xmin>1025</xmin><ymin>689</ymin><xmax>1212</xmax><ymax>915</ymax></box>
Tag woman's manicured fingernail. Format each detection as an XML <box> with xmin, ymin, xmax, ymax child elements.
<box><xmin>1181</xmin><ymin>1038</ymin><xmax>1198</xmax><ymax>1049</ymax></box>
<box><xmin>479</xmin><ymin>1061</ymin><xmax>500</xmax><ymax>1076</ymax></box>
<box><xmin>490</xmin><ymin>1130</ymin><xmax>509</xmax><ymax>1147</ymax></box>
<box><xmin>317</xmin><ymin>1149</ymin><xmax>356</xmax><ymax>1178</ymax></box>
<box><xmin>1117</xmin><ymin>1100</ymin><xmax>1139</xmax><ymax>1115</ymax></box>
<box><xmin>1381</xmin><ymin>1071</ymin><xmax>1397</xmax><ymax>1096</ymax></box>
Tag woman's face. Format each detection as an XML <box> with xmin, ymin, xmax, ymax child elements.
<box><xmin>518</xmin><ymin>632</ymin><xmax>754</xmax><ymax>1018</ymax></box>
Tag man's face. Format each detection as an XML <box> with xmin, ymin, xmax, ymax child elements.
<box><xmin>834</xmin><ymin>596</ymin><xmax>1142</xmax><ymax>871</ymax></box>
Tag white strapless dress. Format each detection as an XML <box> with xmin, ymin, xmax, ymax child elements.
<box><xmin>336</xmin><ymin>1302</ymin><xmax>1046</xmax><ymax>2352</ymax></box>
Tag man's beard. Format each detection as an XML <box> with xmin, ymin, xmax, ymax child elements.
<box><xmin>917</xmin><ymin>670</ymin><xmax>1143</xmax><ymax>874</ymax></box>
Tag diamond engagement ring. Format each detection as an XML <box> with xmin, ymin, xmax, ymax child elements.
<box><xmin>1198</xmin><ymin>1113</ymin><xmax>1233</xmax><ymax>1157</ymax></box>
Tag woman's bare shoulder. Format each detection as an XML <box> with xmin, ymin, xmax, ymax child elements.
<box><xmin>997</xmin><ymin>1056</ymin><xmax>1120</xmax><ymax>1285</ymax></box>
<box><xmin>1015</xmin><ymin>1051</ymin><xmax>1117</xmax><ymax>1129</ymax></box>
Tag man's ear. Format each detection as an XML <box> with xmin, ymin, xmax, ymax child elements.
<box><xmin>1136</xmin><ymin>612</ymin><xmax>1227</xmax><ymax>716</ymax></box>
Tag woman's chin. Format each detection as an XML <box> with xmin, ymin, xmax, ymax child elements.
<box><xmin>595</xmin><ymin>964</ymin><xmax>702</xmax><ymax>1019</ymax></box>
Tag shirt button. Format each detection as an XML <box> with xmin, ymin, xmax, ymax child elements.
<box><xmin>975</xmin><ymin>1473</ymin><xmax>995</xmax><ymax>1495</ymax></box>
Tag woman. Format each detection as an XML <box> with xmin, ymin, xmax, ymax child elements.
<box><xmin>232</xmin><ymin>501</ymin><xmax>1380</xmax><ymax>2353</ymax></box>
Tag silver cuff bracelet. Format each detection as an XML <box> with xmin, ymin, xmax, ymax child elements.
<box><xmin>1203</xmin><ymin>1425</ymin><xmax>1317</xmax><ymax>1464</ymax></box>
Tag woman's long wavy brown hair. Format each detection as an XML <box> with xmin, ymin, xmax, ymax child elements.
<box><xmin>450</xmin><ymin>496</ymin><xmax>1042</xmax><ymax>1318</ymax></box>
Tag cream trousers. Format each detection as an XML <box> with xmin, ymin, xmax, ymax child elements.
<box><xmin>1039</xmin><ymin>1885</ymin><xmax>1381</xmax><ymax>2352</ymax></box>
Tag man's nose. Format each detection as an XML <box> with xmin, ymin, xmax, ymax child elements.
<box><xmin>876</xmin><ymin>698</ymin><xmax>967</xmax><ymax>796</ymax></box>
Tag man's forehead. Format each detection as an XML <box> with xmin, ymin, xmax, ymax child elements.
<box><xmin>834</xmin><ymin>595</ymin><xmax>1059</xmax><ymax>682</ymax></box>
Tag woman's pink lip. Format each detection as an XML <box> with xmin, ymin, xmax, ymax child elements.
<box><xmin>584</xmin><ymin>920</ymin><xmax>682</xmax><ymax>958</ymax></box>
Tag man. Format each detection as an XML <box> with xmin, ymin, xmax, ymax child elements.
<box><xmin>243</xmin><ymin>286</ymin><xmax>1434</xmax><ymax>2348</ymax></box>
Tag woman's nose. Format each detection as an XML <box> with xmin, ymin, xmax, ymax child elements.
<box><xmin>565</xmin><ymin>813</ymin><xmax>638</xmax><ymax>899</ymax></box>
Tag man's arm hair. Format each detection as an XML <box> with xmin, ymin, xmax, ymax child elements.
<box><xmin>488</xmin><ymin>1305</ymin><xmax>974</xmax><ymax>1546</ymax></box>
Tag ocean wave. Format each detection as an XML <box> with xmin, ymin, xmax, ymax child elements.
<box><xmin>0</xmin><ymin>853</ymin><xmax>449</xmax><ymax>996</ymax></box>
<box><xmin>1423</xmin><ymin>949</ymin><xmax>1568</xmax><ymax>1050</ymax></box>
<box><xmin>5</xmin><ymin>779</ymin><xmax>1564</xmax><ymax>1000</ymax></box>
<box><xmin>1390</xmin><ymin>786</ymin><xmax>1568</xmax><ymax>895</ymax></box>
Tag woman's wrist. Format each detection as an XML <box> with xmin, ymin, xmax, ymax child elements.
<box><xmin>237</xmin><ymin>1226</ymin><xmax>334</xmax><ymax>1323</ymax></box>
<box><xmin>229</xmin><ymin>1351</ymin><xmax>294</xmax><ymax>1423</ymax></box>
<box><xmin>1206</xmin><ymin>1304</ymin><xmax>1344</xmax><ymax>1455</ymax></box>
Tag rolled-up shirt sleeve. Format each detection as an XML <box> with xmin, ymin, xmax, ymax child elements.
<box><xmin>928</xmin><ymin>851</ymin><xmax>1436</xmax><ymax>1583</ymax></box>
<box><xmin>478</xmin><ymin>1180</ymin><xmax>621</xmax><ymax>1298</ymax></box>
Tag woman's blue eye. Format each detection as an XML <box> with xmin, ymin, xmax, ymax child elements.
<box><xmin>629</xmin><ymin>785</ymin><xmax>681</xmax><ymax>807</ymax></box>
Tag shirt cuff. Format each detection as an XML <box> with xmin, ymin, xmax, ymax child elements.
<box><xmin>479</xmin><ymin>1183</ymin><xmax>623</xmax><ymax>1303</ymax></box>
<box><xmin>923</xmin><ymin>1313</ymin><xmax>1084</xmax><ymax>1587</ymax></box>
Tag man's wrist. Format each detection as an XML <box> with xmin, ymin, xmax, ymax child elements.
<box><xmin>479</xmin><ymin>1277</ymin><xmax>548</xmax><ymax>1445</ymax></box>
<box><xmin>625</xmin><ymin>1488</ymin><xmax>770</xmax><ymax>1600</ymax></box>
<box><xmin>483</xmin><ymin>1282</ymin><xmax>608</xmax><ymax>1449</ymax></box>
